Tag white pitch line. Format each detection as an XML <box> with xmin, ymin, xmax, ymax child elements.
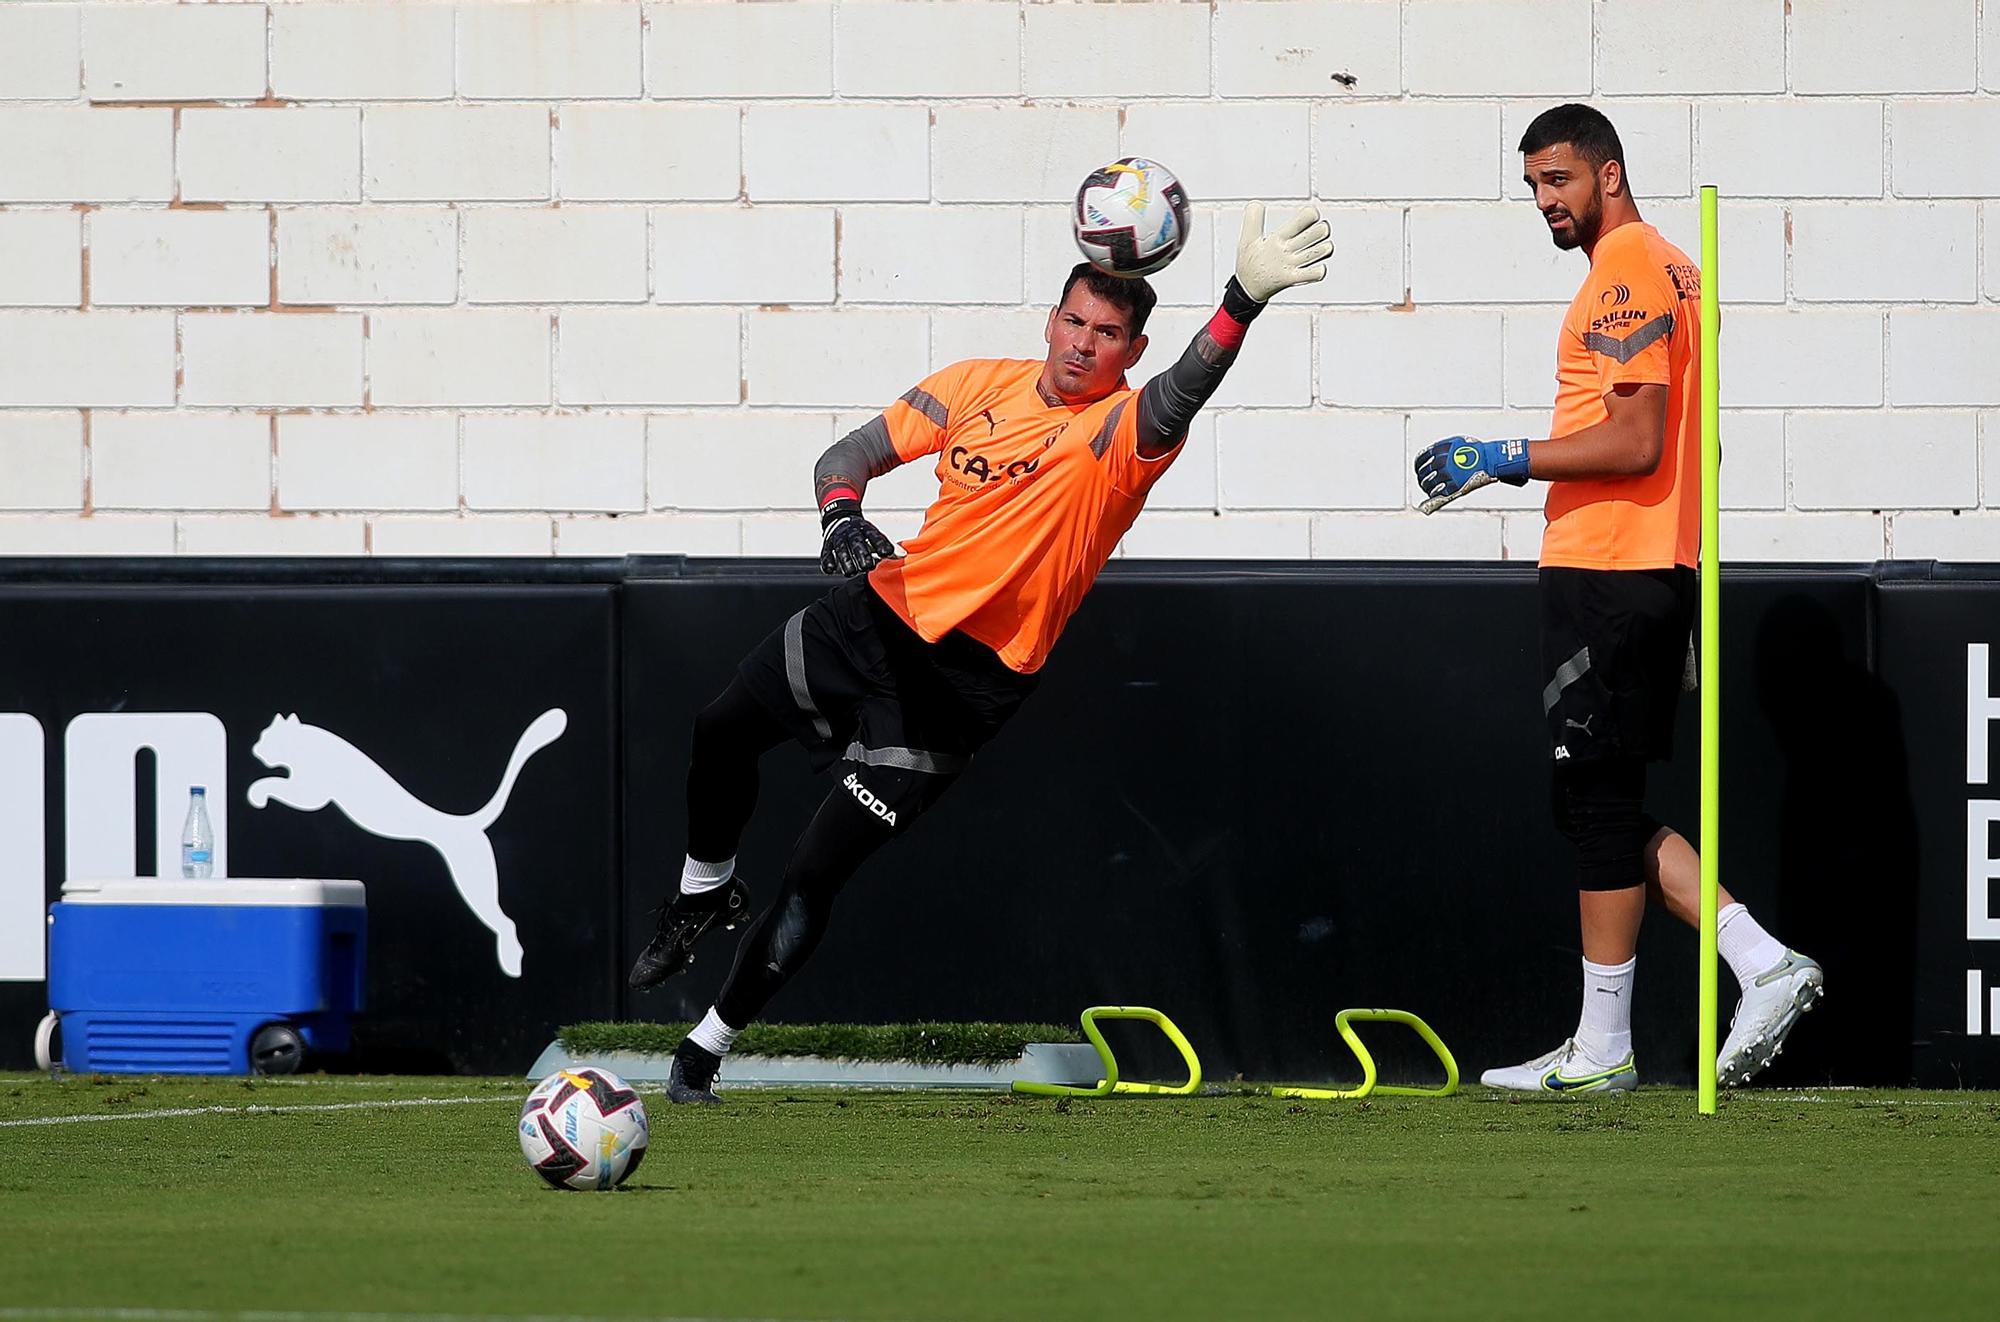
<box><xmin>1732</xmin><ymin>1094</ymin><xmax>1994</xmax><ymax>1107</ymax></box>
<box><xmin>0</xmin><ymin>1304</ymin><xmax>892</xmax><ymax>1312</ymax></box>
<box><xmin>0</xmin><ymin>1095</ymin><xmax>509</xmax><ymax>1129</ymax></box>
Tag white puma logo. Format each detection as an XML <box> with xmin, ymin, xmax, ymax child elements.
<box><xmin>246</xmin><ymin>709</ymin><xmax>567</xmax><ymax>978</ymax></box>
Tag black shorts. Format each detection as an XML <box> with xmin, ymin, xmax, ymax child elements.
<box><xmin>737</xmin><ymin>577</ymin><xmax>1038</xmax><ymax>828</ymax></box>
<box><xmin>1539</xmin><ymin>566</ymin><xmax>1695</xmax><ymax>764</ymax></box>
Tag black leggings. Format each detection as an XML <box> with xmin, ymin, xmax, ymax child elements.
<box><xmin>1550</xmin><ymin>755</ymin><xmax>1662</xmax><ymax>892</ymax></box>
<box><xmin>686</xmin><ymin>677</ymin><xmax>898</xmax><ymax>1028</ymax></box>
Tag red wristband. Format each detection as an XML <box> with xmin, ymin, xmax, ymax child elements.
<box><xmin>1204</xmin><ymin>305</ymin><xmax>1249</xmax><ymax>352</ymax></box>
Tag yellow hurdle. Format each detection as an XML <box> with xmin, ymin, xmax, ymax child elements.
<box><xmin>1269</xmin><ymin>1008</ymin><xmax>1459</xmax><ymax>1102</ymax></box>
<box><xmin>1012</xmin><ymin>1005</ymin><xmax>1202</xmax><ymax>1098</ymax></box>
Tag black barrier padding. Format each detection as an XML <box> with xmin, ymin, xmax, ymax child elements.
<box><xmin>619</xmin><ymin>565</ymin><xmax>1910</xmax><ymax>1085</ymax></box>
<box><xmin>1</xmin><ymin>558</ymin><xmax>1990</xmax><ymax>1086</ymax></box>
<box><xmin>1876</xmin><ymin>581</ymin><xmax>2000</xmax><ymax>1087</ymax></box>
<box><xmin>0</xmin><ymin>585</ymin><xmax>619</xmax><ymax>1073</ymax></box>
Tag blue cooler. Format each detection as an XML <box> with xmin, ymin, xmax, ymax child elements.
<box><xmin>47</xmin><ymin>878</ymin><xmax>366</xmax><ymax>1075</ymax></box>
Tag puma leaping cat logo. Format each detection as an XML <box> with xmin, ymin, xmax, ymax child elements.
<box><xmin>246</xmin><ymin>709</ymin><xmax>567</xmax><ymax>978</ymax></box>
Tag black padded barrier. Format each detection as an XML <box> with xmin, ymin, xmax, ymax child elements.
<box><xmin>1</xmin><ymin>556</ymin><xmax>1993</xmax><ymax>1086</ymax></box>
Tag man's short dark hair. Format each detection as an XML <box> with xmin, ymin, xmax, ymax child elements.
<box><xmin>1518</xmin><ymin>103</ymin><xmax>1628</xmax><ymax>181</ymax></box>
<box><xmin>1058</xmin><ymin>263</ymin><xmax>1157</xmax><ymax>337</ymax></box>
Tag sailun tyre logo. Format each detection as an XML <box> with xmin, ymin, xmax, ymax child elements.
<box><xmin>842</xmin><ymin>772</ymin><xmax>898</xmax><ymax>826</ymax></box>
<box><xmin>1600</xmin><ymin>283</ymin><xmax>1632</xmax><ymax>306</ymax></box>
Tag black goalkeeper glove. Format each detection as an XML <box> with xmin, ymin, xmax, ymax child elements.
<box><xmin>818</xmin><ymin>498</ymin><xmax>900</xmax><ymax>578</ymax></box>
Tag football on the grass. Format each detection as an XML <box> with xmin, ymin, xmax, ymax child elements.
<box><xmin>1072</xmin><ymin>157</ymin><xmax>1192</xmax><ymax>278</ymax></box>
<box><xmin>519</xmin><ymin>1068</ymin><xmax>649</xmax><ymax>1191</ymax></box>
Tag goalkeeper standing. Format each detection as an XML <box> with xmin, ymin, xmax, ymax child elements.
<box><xmin>1414</xmin><ymin>104</ymin><xmax>1822</xmax><ymax>1093</ymax></box>
<box><xmin>630</xmin><ymin>203</ymin><xmax>1334</xmax><ymax>1103</ymax></box>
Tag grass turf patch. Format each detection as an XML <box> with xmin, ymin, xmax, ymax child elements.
<box><xmin>557</xmin><ymin>1019</ymin><xmax>1081</xmax><ymax>1063</ymax></box>
<box><xmin>2</xmin><ymin>1074</ymin><xmax>1999</xmax><ymax>1320</ymax></box>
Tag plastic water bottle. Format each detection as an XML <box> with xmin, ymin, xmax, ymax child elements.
<box><xmin>180</xmin><ymin>787</ymin><xmax>214</xmax><ymax>879</ymax></box>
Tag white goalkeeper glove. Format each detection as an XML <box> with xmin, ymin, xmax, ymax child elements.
<box><xmin>1234</xmin><ymin>203</ymin><xmax>1334</xmax><ymax>303</ymax></box>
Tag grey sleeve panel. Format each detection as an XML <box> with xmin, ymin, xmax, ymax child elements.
<box><xmin>813</xmin><ymin>415</ymin><xmax>901</xmax><ymax>504</ymax></box>
<box><xmin>899</xmin><ymin>387</ymin><xmax>950</xmax><ymax>428</ymax></box>
<box><xmin>1135</xmin><ymin>328</ymin><xmax>1237</xmax><ymax>452</ymax></box>
<box><xmin>1583</xmin><ymin>313</ymin><xmax>1675</xmax><ymax>364</ymax></box>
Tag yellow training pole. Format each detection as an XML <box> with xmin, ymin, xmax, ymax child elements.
<box><xmin>1698</xmin><ymin>186</ymin><xmax>1721</xmax><ymax>1116</ymax></box>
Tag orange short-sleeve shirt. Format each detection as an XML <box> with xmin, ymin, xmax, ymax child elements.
<box><xmin>866</xmin><ymin>359</ymin><xmax>1180</xmax><ymax>674</ymax></box>
<box><xmin>1540</xmin><ymin>221</ymin><xmax>1704</xmax><ymax>571</ymax></box>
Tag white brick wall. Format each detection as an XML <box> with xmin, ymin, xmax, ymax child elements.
<box><xmin>463</xmin><ymin>414</ymin><xmax>645</xmax><ymax>513</ymax></box>
<box><xmin>0</xmin><ymin>413</ymin><xmax>84</xmax><ymax>511</ymax></box>
<box><xmin>457</xmin><ymin>4</ymin><xmax>642</xmax><ymax>101</ymax></box>
<box><xmin>557</xmin><ymin>308</ymin><xmax>739</xmax><ymax>406</ymax></box>
<box><xmin>840</xmin><ymin>207</ymin><xmax>1022</xmax><ymax>304</ymax></box>
<box><xmin>1890</xmin><ymin>309</ymin><xmax>2000</xmax><ymax>406</ymax></box>
<box><xmin>269</xmin><ymin>4</ymin><xmax>454</xmax><ymax>103</ymax></box>
<box><xmin>0</xmin><ymin>109</ymin><xmax>172</xmax><ymax>203</ymax></box>
<box><xmin>178</xmin><ymin>110</ymin><xmax>362</xmax><ymax>206</ymax></box>
<box><xmin>461</xmin><ymin>207</ymin><xmax>648</xmax><ymax>304</ymax></box>
<box><xmin>1698</xmin><ymin>101</ymin><xmax>1885</xmax><ymax>198</ymax></box>
<box><xmin>1322</xmin><ymin>311</ymin><xmax>1505</xmax><ymax>409</ymax></box>
<box><xmin>364</xmin><ymin>105</ymin><xmax>550</xmax><ymax>202</ymax></box>
<box><xmin>654</xmin><ymin>207</ymin><xmax>835</xmax><ymax>305</ymax></box>
<box><xmin>744</xmin><ymin>105</ymin><xmax>927</xmax><ymax>203</ymax></box>
<box><xmin>369</xmin><ymin>310</ymin><xmax>551</xmax><ymax>407</ymax></box>
<box><xmin>1792</xmin><ymin>0</ymin><xmax>1977</xmax><ymax>96</ymax></box>
<box><xmin>0</xmin><ymin>4</ymin><xmax>82</xmax><ymax>102</ymax></box>
<box><xmin>1893</xmin><ymin>102</ymin><xmax>2000</xmax><ymax>198</ymax></box>
<box><xmin>83</xmin><ymin>4</ymin><xmax>265</xmax><ymax>104</ymax></box>
<box><xmin>0</xmin><ymin>0</ymin><xmax>1993</xmax><ymax>562</ymax></box>
<box><xmin>179</xmin><ymin>516</ymin><xmax>367</xmax><ymax>558</ymax></box>
<box><xmin>1215</xmin><ymin>2</ymin><xmax>1400</xmax><ymax>100</ymax></box>
<box><xmin>0</xmin><ymin>312</ymin><xmax>174</xmax><ymax>407</ymax></box>
<box><xmin>647</xmin><ymin>2</ymin><xmax>833</xmax><ymax>100</ymax></box>
<box><xmin>182</xmin><ymin>313</ymin><xmax>366</xmax><ymax>409</ymax></box>
<box><xmin>1318</xmin><ymin>102</ymin><xmax>1502</xmax><ymax>201</ymax></box>
<box><xmin>0</xmin><ymin>211</ymin><xmax>82</xmax><ymax>308</ymax></box>
<box><xmin>1720</xmin><ymin>309</ymin><xmax>1884</xmax><ymax>409</ymax></box>
<box><xmin>745</xmin><ymin>309</ymin><xmax>927</xmax><ymax>406</ymax></box>
<box><xmin>1403</xmin><ymin>0</ymin><xmax>1592</xmax><ymax>99</ymax></box>
<box><xmin>932</xmin><ymin>107</ymin><xmax>1121</xmax><ymax>204</ymax></box>
<box><xmin>89</xmin><ymin>209</ymin><xmax>270</xmax><ymax>308</ymax></box>
<box><xmin>278</xmin><ymin>414</ymin><xmax>459</xmax><ymax>513</ymax></box>
<box><xmin>558</xmin><ymin>105</ymin><xmax>739</xmax><ymax>202</ymax></box>
<box><xmin>835</xmin><ymin>3</ymin><xmax>1019</xmax><ymax>99</ymax></box>
<box><xmin>1595</xmin><ymin>0</ymin><xmax>1784</xmax><ymax>95</ymax></box>
<box><xmin>92</xmin><ymin>414</ymin><xmax>270</xmax><ymax>512</ymax></box>
<box><xmin>276</xmin><ymin>208</ymin><xmax>457</xmax><ymax>306</ymax></box>
<box><xmin>648</xmin><ymin>411</ymin><xmax>831</xmax><ymax>512</ymax></box>
<box><xmin>1023</xmin><ymin>4</ymin><xmax>1208</xmax><ymax>99</ymax></box>
<box><xmin>1791</xmin><ymin>204</ymin><xmax>1978</xmax><ymax>303</ymax></box>
<box><xmin>1790</xmin><ymin>411</ymin><xmax>1979</xmax><ymax>511</ymax></box>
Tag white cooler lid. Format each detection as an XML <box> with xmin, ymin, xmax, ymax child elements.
<box><xmin>61</xmin><ymin>878</ymin><xmax>366</xmax><ymax>907</ymax></box>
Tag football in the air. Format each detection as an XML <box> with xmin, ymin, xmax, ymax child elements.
<box><xmin>1072</xmin><ymin>157</ymin><xmax>1192</xmax><ymax>278</ymax></box>
<box><xmin>518</xmin><ymin>1067</ymin><xmax>650</xmax><ymax>1191</ymax></box>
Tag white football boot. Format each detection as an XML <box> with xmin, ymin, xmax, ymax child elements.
<box><xmin>1481</xmin><ymin>1039</ymin><xmax>1636</xmax><ymax>1095</ymax></box>
<box><xmin>1718</xmin><ymin>951</ymin><xmax>1825</xmax><ymax>1087</ymax></box>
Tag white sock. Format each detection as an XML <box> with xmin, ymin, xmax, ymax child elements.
<box><xmin>1576</xmin><ymin>956</ymin><xmax>1636</xmax><ymax>1063</ymax></box>
<box><xmin>680</xmin><ymin>855</ymin><xmax>734</xmax><ymax>896</ymax></box>
<box><xmin>687</xmin><ymin>1006</ymin><xmax>740</xmax><ymax>1057</ymax></box>
<box><xmin>1717</xmin><ymin>902</ymin><xmax>1787</xmax><ymax>989</ymax></box>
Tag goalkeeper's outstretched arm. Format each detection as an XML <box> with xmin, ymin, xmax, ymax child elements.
<box><xmin>1135</xmin><ymin>204</ymin><xmax>1332</xmax><ymax>458</ymax></box>
<box><xmin>812</xmin><ymin>417</ymin><xmax>905</xmax><ymax>578</ymax></box>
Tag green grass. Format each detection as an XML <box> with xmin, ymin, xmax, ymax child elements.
<box><xmin>557</xmin><ymin>1020</ymin><xmax>1081</xmax><ymax>1063</ymax></box>
<box><xmin>2</xmin><ymin>1074</ymin><xmax>1998</xmax><ymax>1321</ymax></box>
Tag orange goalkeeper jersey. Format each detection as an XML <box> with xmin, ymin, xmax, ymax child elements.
<box><xmin>866</xmin><ymin>358</ymin><xmax>1182</xmax><ymax>674</ymax></box>
<box><xmin>1541</xmin><ymin>220</ymin><xmax>1704</xmax><ymax>571</ymax></box>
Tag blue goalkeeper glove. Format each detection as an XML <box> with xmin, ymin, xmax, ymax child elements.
<box><xmin>1414</xmin><ymin>436</ymin><xmax>1531</xmax><ymax>515</ymax></box>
